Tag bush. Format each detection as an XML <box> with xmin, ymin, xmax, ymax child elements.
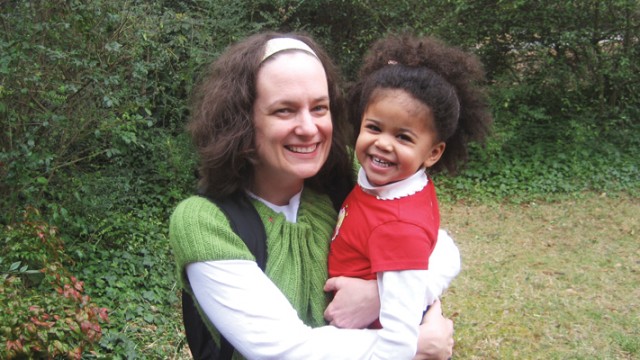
<box><xmin>0</xmin><ymin>1</ymin><xmax>208</xmax><ymax>225</ymax></box>
<box><xmin>0</xmin><ymin>209</ymin><xmax>108</xmax><ymax>359</ymax></box>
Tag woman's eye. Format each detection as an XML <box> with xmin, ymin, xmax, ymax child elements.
<box><xmin>312</xmin><ymin>105</ymin><xmax>329</xmax><ymax>115</ymax></box>
<box><xmin>275</xmin><ymin>108</ymin><xmax>293</xmax><ymax>116</ymax></box>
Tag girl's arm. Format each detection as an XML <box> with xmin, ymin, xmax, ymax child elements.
<box><xmin>373</xmin><ymin>269</ymin><xmax>431</xmax><ymax>359</ymax></box>
<box><xmin>325</xmin><ymin>230</ymin><xmax>459</xmax><ymax>327</ymax></box>
<box><xmin>323</xmin><ymin>278</ymin><xmax>454</xmax><ymax>360</ymax></box>
<box><xmin>424</xmin><ymin>230</ymin><xmax>461</xmax><ymax>301</ymax></box>
<box><xmin>413</xmin><ymin>300</ymin><xmax>454</xmax><ymax>360</ymax></box>
<box><xmin>324</xmin><ymin>229</ymin><xmax>458</xmax><ymax>360</ymax></box>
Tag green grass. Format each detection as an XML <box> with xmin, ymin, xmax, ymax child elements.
<box><xmin>439</xmin><ymin>193</ymin><xmax>639</xmax><ymax>359</ymax></box>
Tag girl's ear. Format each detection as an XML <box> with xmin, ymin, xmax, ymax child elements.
<box><xmin>423</xmin><ymin>142</ymin><xmax>446</xmax><ymax>168</ymax></box>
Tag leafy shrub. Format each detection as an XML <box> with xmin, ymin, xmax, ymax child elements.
<box><xmin>0</xmin><ymin>209</ymin><xmax>108</xmax><ymax>359</ymax></box>
<box><xmin>435</xmin><ymin>111</ymin><xmax>640</xmax><ymax>203</ymax></box>
<box><xmin>67</xmin><ymin>219</ymin><xmax>183</xmax><ymax>358</ymax></box>
<box><xmin>0</xmin><ymin>1</ymin><xmax>207</xmax><ymax>225</ymax></box>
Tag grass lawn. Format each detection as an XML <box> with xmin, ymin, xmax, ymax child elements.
<box><xmin>440</xmin><ymin>193</ymin><xmax>639</xmax><ymax>359</ymax></box>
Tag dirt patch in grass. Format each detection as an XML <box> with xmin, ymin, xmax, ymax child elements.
<box><xmin>440</xmin><ymin>193</ymin><xmax>639</xmax><ymax>359</ymax></box>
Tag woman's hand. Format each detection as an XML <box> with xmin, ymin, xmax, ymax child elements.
<box><xmin>323</xmin><ymin>276</ymin><xmax>380</xmax><ymax>329</ymax></box>
<box><xmin>413</xmin><ymin>299</ymin><xmax>454</xmax><ymax>360</ymax></box>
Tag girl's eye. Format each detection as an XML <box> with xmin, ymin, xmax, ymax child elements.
<box><xmin>365</xmin><ymin>124</ymin><xmax>381</xmax><ymax>132</ymax></box>
<box><xmin>397</xmin><ymin>134</ymin><xmax>413</xmax><ymax>142</ymax></box>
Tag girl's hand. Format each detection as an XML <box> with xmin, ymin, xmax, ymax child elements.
<box><xmin>323</xmin><ymin>276</ymin><xmax>380</xmax><ymax>329</ymax></box>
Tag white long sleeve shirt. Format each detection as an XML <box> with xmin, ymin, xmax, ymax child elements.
<box><xmin>187</xmin><ymin>186</ymin><xmax>460</xmax><ymax>359</ymax></box>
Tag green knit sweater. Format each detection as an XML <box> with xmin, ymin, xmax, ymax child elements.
<box><xmin>169</xmin><ymin>188</ymin><xmax>337</xmax><ymax>334</ymax></box>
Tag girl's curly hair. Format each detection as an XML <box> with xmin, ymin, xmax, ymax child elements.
<box><xmin>349</xmin><ymin>33</ymin><xmax>492</xmax><ymax>174</ymax></box>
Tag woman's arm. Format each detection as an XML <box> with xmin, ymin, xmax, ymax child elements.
<box><xmin>188</xmin><ymin>260</ymin><xmax>378</xmax><ymax>360</ymax></box>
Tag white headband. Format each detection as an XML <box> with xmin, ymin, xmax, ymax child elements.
<box><xmin>261</xmin><ymin>37</ymin><xmax>318</xmax><ymax>62</ymax></box>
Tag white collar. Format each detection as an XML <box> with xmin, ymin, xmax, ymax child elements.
<box><xmin>247</xmin><ymin>189</ymin><xmax>301</xmax><ymax>223</ymax></box>
<box><xmin>357</xmin><ymin>167</ymin><xmax>428</xmax><ymax>200</ymax></box>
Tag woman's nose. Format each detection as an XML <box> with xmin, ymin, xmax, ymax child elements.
<box><xmin>294</xmin><ymin>110</ymin><xmax>318</xmax><ymax>136</ymax></box>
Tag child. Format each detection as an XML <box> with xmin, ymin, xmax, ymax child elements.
<box><xmin>328</xmin><ymin>33</ymin><xmax>492</xmax><ymax>359</ymax></box>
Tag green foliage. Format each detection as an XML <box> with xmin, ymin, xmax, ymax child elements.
<box><xmin>437</xmin><ymin>0</ymin><xmax>639</xmax><ymax>130</ymax></box>
<box><xmin>435</xmin><ymin>117</ymin><xmax>640</xmax><ymax>203</ymax></box>
<box><xmin>0</xmin><ymin>1</ymin><xmax>204</xmax><ymax>224</ymax></box>
<box><xmin>69</xmin><ymin>238</ymin><xmax>182</xmax><ymax>358</ymax></box>
<box><xmin>1</xmin><ymin>0</ymin><xmax>638</xmax><ymax>357</ymax></box>
<box><xmin>417</xmin><ymin>0</ymin><xmax>640</xmax><ymax>204</ymax></box>
<box><xmin>0</xmin><ymin>209</ymin><xmax>108</xmax><ymax>359</ymax></box>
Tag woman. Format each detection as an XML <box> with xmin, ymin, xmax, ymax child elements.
<box><xmin>169</xmin><ymin>31</ymin><xmax>454</xmax><ymax>359</ymax></box>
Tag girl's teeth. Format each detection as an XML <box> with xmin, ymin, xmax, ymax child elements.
<box><xmin>373</xmin><ymin>157</ymin><xmax>391</xmax><ymax>167</ymax></box>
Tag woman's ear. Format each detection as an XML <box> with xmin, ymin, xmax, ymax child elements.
<box><xmin>423</xmin><ymin>142</ymin><xmax>446</xmax><ymax>168</ymax></box>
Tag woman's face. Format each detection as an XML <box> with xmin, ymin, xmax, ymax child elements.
<box><xmin>252</xmin><ymin>51</ymin><xmax>332</xmax><ymax>204</ymax></box>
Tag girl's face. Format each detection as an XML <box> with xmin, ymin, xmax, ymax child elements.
<box><xmin>252</xmin><ymin>51</ymin><xmax>332</xmax><ymax>204</ymax></box>
<box><xmin>356</xmin><ymin>89</ymin><xmax>445</xmax><ymax>187</ymax></box>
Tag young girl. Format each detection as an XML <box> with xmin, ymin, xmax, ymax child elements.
<box><xmin>328</xmin><ymin>33</ymin><xmax>492</xmax><ymax>359</ymax></box>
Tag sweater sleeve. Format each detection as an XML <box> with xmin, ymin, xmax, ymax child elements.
<box><xmin>169</xmin><ymin>196</ymin><xmax>257</xmax><ymax>288</ymax></box>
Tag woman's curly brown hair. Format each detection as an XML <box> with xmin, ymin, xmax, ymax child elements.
<box><xmin>349</xmin><ymin>33</ymin><xmax>492</xmax><ymax>174</ymax></box>
<box><xmin>188</xmin><ymin>31</ymin><xmax>353</xmax><ymax>208</ymax></box>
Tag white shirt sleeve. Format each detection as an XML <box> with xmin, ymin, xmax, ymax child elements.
<box><xmin>187</xmin><ymin>260</ymin><xmax>378</xmax><ymax>360</ymax></box>
<box><xmin>374</xmin><ymin>270</ymin><xmax>430</xmax><ymax>359</ymax></box>
<box><xmin>424</xmin><ymin>229</ymin><xmax>461</xmax><ymax>304</ymax></box>
<box><xmin>371</xmin><ymin>230</ymin><xmax>460</xmax><ymax>359</ymax></box>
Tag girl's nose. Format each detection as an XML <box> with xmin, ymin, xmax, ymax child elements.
<box><xmin>374</xmin><ymin>135</ymin><xmax>393</xmax><ymax>152</ymax></box>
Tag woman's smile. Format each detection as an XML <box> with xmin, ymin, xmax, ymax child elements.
<box><xmin>287</xmin><ymin>143</ymin><xmax>319</xmax><ymax>154</ymax></box>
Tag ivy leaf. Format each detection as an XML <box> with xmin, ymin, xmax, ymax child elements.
<box><xmin>142</xmin><ymin>290</ymin><xmax>156</xmax><ymax>302</ymax></box>
<box><xmin>143</xmin><ymin>313</ymin><xmax>155</xmax><ymax>324</ymax></box>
